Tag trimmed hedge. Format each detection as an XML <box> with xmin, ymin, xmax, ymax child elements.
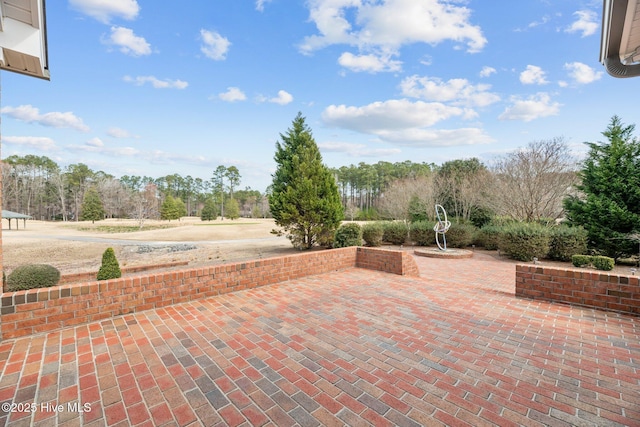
<box><xmin>444</xmin><ymin>222</ymin><xmax>477</xmax><ymax>248</ymax></box>
<box><xmin>97</xmin><ymin>247</ymin><xmax>122</xmax><ymax>280</ymax></box>
<box><xmin>409</xmin><ymin>221</ymin><xmax>432</xmax><ymax>246</ymax></box>
<box><xmin>333</xmin><ymin>223</ymin><xmax>363</xmax><ymax>248</ymax></box>
<box><xmin>548</xmin><ymin>226</ymin><xmax>588</xmax><ymax>262</ymax></box>
<box><xmin>382</xmin><ymin>221</ymin><xmax>409</xmax><ymax>245</ymax></box>
<box><xmin>7</xmin><ymin>264</ymin><xmax>61</xmax><ymax>291</ymax></box>
<box><xmin>571</xmin><ymin>254</ymin><xmax>615</xmax><ymax>271</ymax></box>
<box><xmin>362</xmin><ymin>222</ymin><xmax>384</xmax><ymax>247</ymax></box>
<box><xmin>477</xmin><ymin>225</ymin><xmax>502</xmax><ymax>250</ymax></box>
<box><xmin>498</xmin><ymin>222</ymin><xmax>550</xmax><ymax>262</ymax></box>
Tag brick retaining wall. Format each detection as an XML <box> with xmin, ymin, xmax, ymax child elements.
<box><xmin>0</xmin><ymin>247</ymin><xmax>419</xmax><ymax>340</ymax></box>
<box><xmin>516</xmin><ymin>264</ymin><xmax>640</xmax><ymax>316</ymax></box>
<box><xmin>57</xmin><ymin>261</ymin><xmax>190</xmax><ymax>285</ymax></box>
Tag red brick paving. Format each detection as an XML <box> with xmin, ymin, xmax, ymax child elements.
<box><xmin>0</xmin><ymin>252</ymin><xmax>639</xmax><ymax>426</ymax></box>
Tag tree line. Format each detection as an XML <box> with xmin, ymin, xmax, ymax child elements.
<box><xmin>1</xmin><ymin>158</ymin><xmax>267</xmax><ymax>222</ymax></box>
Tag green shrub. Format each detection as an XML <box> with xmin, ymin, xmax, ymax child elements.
<box><xmin>97</xmin><ymin>247</ymin><xmax>122</xmax><ymax>280</ymax></box>
<box><xmin>592</xmin><ymin>255</ymin><xmax>615</xmax><ymax>271</ymax></box>
<box><xmin>572</xmin><ymin>254</ymin><xmax>592</xmax><ymax>268</ymax></box>
<box><xmin>477</xmin><ymin>225</ymin><xmax>502</xmax><ymax>250</ymax></box>
<box><xmin>356</xmin><ymin>208</ymin><xmax>380</xmax><ymax>221</ymax></box>
<box><xmin>409</xmin><ymin>221</ymin><xmax>432</xmax><ymax>246</ymax></box>
<box><xmin>382</xmin><ymin>221</ymin><xmax>409</xmax><ymax>245</ymax></box>
<box><xmin>469</xmin><ymin>206</ymin><xmax>494</xmax><ymax>228</ymax></box>
<box><xmin>548</xmin><ymin>226</ymin><xmax>588</xmax><ymax>262</ymax></box>
<box><xmin>7</xmin><ymin>264</ymin><xmax>61</xmax><ymax>291</ymax></box>
<box><xmin>362</xmin><ymin>222</ymin><xmax>384</xmax><ymax>247</ymax></box>
<box><xmin>445</xmin><ymin>222</ymin><xmax>477</xmax><ymax>248</ymax></box>
<box><xmin>498</xmin><ymin>222</ymin><xmax>551</xmax><ymax>262</ymax></box>
<box><xmin>333</xmin><ymin>223</ymin><xmax>363</xmax><ymax>248</ymax></box>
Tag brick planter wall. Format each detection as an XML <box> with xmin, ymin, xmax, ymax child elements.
<box><xmin>516</xmin><ymin>264</ymin><xmax>640</xmax><ymax>316</ymax></box>
<box><xmin>0</xmin><ymin>247</ymin><xmax>419</xmax><ymax>340</ymax></box>
<box><xmin>57</xmin><ymin>261</ymin><xmax>190</xmax><ymax>285</ymax></box>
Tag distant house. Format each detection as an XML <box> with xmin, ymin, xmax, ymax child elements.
<box><xmin>600</xmin><ymin>0</ymin><xmax>640</xmax><ymax>77</ymax></box>
<box><xmin>2</xmin><ymin>210</ymin><xmax>32</xmax><ymax>229</ymax></box>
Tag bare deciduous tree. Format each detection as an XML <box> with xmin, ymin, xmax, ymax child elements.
<box><xmin>491</xmin><ymin>137</ymin><xmax>578</xmax><ymax>222</ymax></box>
<box><xmin>377</xmin><ymin>175</ymin><xmax>436</xmax><ymax>221</ymax></box>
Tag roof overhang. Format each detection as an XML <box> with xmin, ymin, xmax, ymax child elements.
<box><xmin>601</xmin><ymin>0</ymin><xmax>640</xmax><ymax>77</ymax></box>
<box><xmin>0</xmin><ymin>0</ymin><xmax>49</xmax><ymax>80</ymax></box>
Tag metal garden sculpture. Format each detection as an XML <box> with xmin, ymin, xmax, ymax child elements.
<box><xmin>433</xmin><ymin>204</ymin><xmax>451</xmax><ymax>251</ymax></box>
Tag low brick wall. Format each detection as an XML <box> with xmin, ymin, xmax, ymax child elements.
<box><xmin>57</xmin><ymin>261</ymin><xmax>190</xmax><ymax>285</ymax></box>
<box><xmin>0</xmin><ymin>247</ymin><xmax>419</xmax><ymax>340</ymax></box>
<box><xmin>516</xmin><ymin>264</ymin><xmax>640</xmax><ymax>316</ymax></box>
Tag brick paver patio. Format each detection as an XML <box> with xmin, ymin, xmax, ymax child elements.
<box><xmin>0</xmin><ymin>252</ymin><xmax>639</xmax><ymax>426</ymax></box>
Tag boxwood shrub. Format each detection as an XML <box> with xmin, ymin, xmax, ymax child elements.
<box><xmin>444</xmin><ymin>222</ymin><xmax>477</xmax><ymax>248</ymax></box>
<box><xmin>477</xmin><ymin>225</ymin><xmax>502</xmax><ymax>250</ymax></box>
<box><xmin>362</xmin><ymin>222</ymin><xmax>384</xmax><ymax>247</ymax></box>
<box><xmin>7</xmin><ymin>264</ymin><xmax>61</xmax><ymax>291</ymax></box>
<box><xmin>333</xmin><ymin>223</ymin><xmax>363</xmax><ymax>248</ymax></box>
<box><xmin>548</xmin><ymin>226</ymin><xmax>588</xmax><ymax>262</ymax></box>
<box><xmin>592</xmin><ymin>255</ymin><xmax>615</xmax><ymax>271</ymax></box>
<box><xmin>409</xmin><ymin>221</ymin><xmax>432</xmax><ymax>246</ymax></box>
<box><xmin>382</xmin><ymin>221</ymin><xmax>409</xmax><ymax>245</ymax></box>
<box><xmin>571</xmin><ymin>254</ymin><xmax>592</xmax><ymax>268</ymax></box>
<box><xmin>498</xmin><ymin>222</ymin><xmax>550</xmax><ymax>261</ymax></box>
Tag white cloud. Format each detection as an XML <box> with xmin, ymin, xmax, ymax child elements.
<box><xmin>338</xmin><ymin>52</ymin><xmax>402</xmax><ymax>73</ymax></box>
<box><xmin>318</xmin><ymin>142</ymin><xmax>401</xmax><ymax>157</ymax></box>
<box><xmin>566</xmin><ymin>10</ymin><xmax>598</xmax><ymax>37</ymax></box>
<box><xmin>105</xmin><ymin>26</ymin><xmax>151</xmax><ymax>56</ymax></box>
<box><xmin>1</xmin><ymin>105</ymin><xmax>90</xmax><ymax>132</ymax></box>
<box><xmin>520</xmin><ymin>65</ymin><xmax>548</xmax><ymax>85</ymax></box>
<box><xmin>499</xmin><ymin>93</ymin><xmax>561</xmax><ymax>122</ymax></box>
<box><xmin>269</xmin><ymin>90</ymin><xmax>294</xmax><ymax>105</ymax></box>
<box><xmin>2</xmin><ymin>136</ymin><xmax>57</xmax><ymax>150</ymax></box>
<box><xmin>107</xmin><ymin>127</ymin><xmax>137</xmax><ymax>138</ymax></box>
<box><xmin>200</xmin><ymin>29</ymin><xmax>231</xmax><ymax>60</ymax></box>
<box><xmin>564</xmin><ymin>62</ymin><xmax>603</xmax><ymax>84</ymax></box>
<box><xmin>123</xmin><ymin>75</ymin><xmax>188</xmax><ymax>89</ymax></box>
<box><xmin>323</xmin><ymin>99</ymin><xmax>464</xmax><ymax>133</ymax></box>
<box><xmin>218</xmin><ymin>87</ymin><xmax>247</xmax><ymax>102</ymax></box>
<box><xmin>321</xmin><ymin>98</ymin><xmax>491</xmax><ymax>146</ymax></box>
<box><xmin>86</xmin><ymin>137</ymin><xmax>104</xmax><ymax>147</ymax></box>
<box><xmin>255</xmin><ymin>0</ymin><xmax>272</xmax><ymax>11</ymax></box>
<box><xmin>479</xmin><ymin>66</ymin><xmax>496</xmax><ymax>78</ymax></box>
<box><xmin>69</xmin><ymin>0</ymin><xmax>139</xmax><ymax>24</ymax></box>
<box><xmin>378</xmin><ymin>127</ymin><xmax>494</xmax><ymax>146</ymax></box>
<box><xmin>400</xmin><ymin>75</ymin><xmax>500</xmax><ymax>107</ymax></box>
<box><xmin>300</xmin><ymin>0</ymin><xmax>486</xmax><ymax>66</ymax></box>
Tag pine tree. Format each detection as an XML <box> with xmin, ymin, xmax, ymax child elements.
<box><xmin>161</xmin><ymin>196</ymin><xmax>178</xmax><ymax>220</ymax></box>
<box><xmin>225</xmin><ymin>198</ymin><xmax>240</xmax><ymax>220</ymax></box>
<box><xmin>269</xmin><ymin>113</ymin><xmax>343</xmax><ymax>249</ymax></box>
<box><xmin>200</xmin><ymin>197</ymin><xmax>217</xmax><ymax>221</ymax></box>
<box><xmin>564</xmin><ymin>116</ymin><xmax>640</xmax><ymax>259</ymax></box>
<box><xmin>80</xmin><ymin>187</ymin><xmax>105</xmax><ymax>223</ymax></box>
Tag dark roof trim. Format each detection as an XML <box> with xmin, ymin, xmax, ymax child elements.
<box><xmin>601</xmin><ymin>0</ymin><xmax>640</xmax><ymax>77</ymax></box>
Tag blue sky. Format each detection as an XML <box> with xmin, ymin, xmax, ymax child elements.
<box><xmin>1</xmin><ymin>0</ymin><xmax>635</xmax><ymax>192</ymax></box>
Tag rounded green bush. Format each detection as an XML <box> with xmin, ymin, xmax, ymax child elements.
<box><xmin>333</xmin><ymin>223</ymin><xmax>363</xmax><ymax>248</ymax></box>
<box><xmin>548</xmin><ymin>226</ymin><xmax>588</xmax><ymax>262</ymax></box>
<box><xmin>97</xmin><ymin>247</ymin><xmax>122</xmax><ymax>280</ymax></box>
<box><xmin>444</xmin><ymin>222</ymin><xmax>477</xmax><ymax>248</ymax></box>
<box><xmin>593</xmin><ymin>255</ymin><xmax>615</xmax><ymax>271</ymax></box>
<box><xmin>362</xmin><ymin>222</ymin><xmax>384</xmax><ymax>247</ymax></box>
<box><xmin>382</xmin><ymin>221</ymin><xmax>409</xmax><ymax>245</ymax></box>
<box><xmin>477</xmin><ymin>225</ymin><xmax>502</xmax><ymax>250</ymax></box>
<box><xmin>409</xmin><ymin>221</ymin><xmax>432</xmax><ymax>246</ymax></box>
<box><xmin>572</xmin><ymin>254</ymin><xmax>592</xmax><ymax>268</ymax></box>
<box><xmin>498</xmin><ymin>222</ymin><xmax>551</xmax><ymax>262</ymax></box>
<box><xmin>7</xmin><ymin>264</ymin><xmax>61</xmax><ymax>291</ymax></box>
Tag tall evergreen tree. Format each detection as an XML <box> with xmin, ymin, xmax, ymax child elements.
<box><xmin>201</xmin><ymin>197</ymin><xmax>218</xmax><ymax>221</ymax></box>
<box><xmin>564</xmin><ymin>116</ymin><xmax>640</xmax><ymax>259</ymax></box>
<box><xmin>269</xmin><ymin>113</ymin><xmax>343</xmax><ymax>249</ymax></box>
<box><xmin>80</xmin><ymin>187</ymin><xmax>105</xmax><ymax>223</ymax></box>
